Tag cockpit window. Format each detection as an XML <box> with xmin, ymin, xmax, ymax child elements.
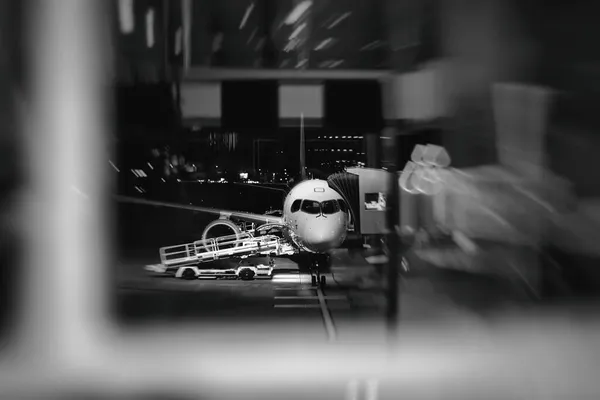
<box><xmin>337</xmin><ymin>199</ymin><xmax>348</xmax><ymax>213</ymax></box>
<box><xmin>291</xmin><ymin>199</ymin><xmax>302</xmax><ymax>213</ymax></box>
<box><xmin>321</xmin><ymin>200</ymin><xmax>340</xmax><ymax>215</ymax></box>
<box><xmin>300</xmin><ymin>200</ymin><xmax>321</xmax><ymax>215</ymax></box>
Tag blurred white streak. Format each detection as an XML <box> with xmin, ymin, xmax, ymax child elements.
<box><xmin>118</xmin><ymin>0</ymin><xmax>134</xmax><ymax>34</ymax></box>
<box><xmin>327</xmin><ymin>12</ymin><xmax>350</xmax><ymax>30</ymax></box>
<box><xmin>174</xmin><ymin>26</ymin><xmax>182</xmax><ymax>56</ymax></box>
<box><xmin>329</xmin><ymin>60</ymin><xmax>344</xmax><ymax>69</ymax></box>
<box><xmin>108</xmin><ymin>159</ymin><xmax>120</xmax><ymax>172</ymax></box>
<box><xmin>15</xmin><ymin>0</ymin><xmax>112</xmax><ymax>370</ymax></box>
<box><xmin>239</xmin><ymin>2</ymin><xmax>254</xmax><ymax>30</ymax></box>
<box><xmin>289</xmin><ymin>22</ymin><xmax>307</xmax><ymax>41</ymax></box>
<box><xmin>181</xmin><ymin>0</ymin><xmax>191</xmax><ymax>71</ymax></box>
<box><xmin>145</xmin><ymin>8</ymin><xmax>155</xmax><ymax>48</ymax></box>
<box><xmin>451</xmin><ymin>230</ymin><xmax>477</xmax><ymax>255</ymax></box>
<box><xmin>314</xmin><ymin>37</ymin><xmax>332</xmax><ymax>51</ymax></box>
<box><xmin>285</xmin><ymin>0</ymin><xmax>312</xmax><ymax>25</ymax></box>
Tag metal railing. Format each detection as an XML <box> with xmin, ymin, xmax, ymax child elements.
<box><xmin>158</xmin><ymin>231</ymin><xmax>284</xmax><ymax>267</ymax></box>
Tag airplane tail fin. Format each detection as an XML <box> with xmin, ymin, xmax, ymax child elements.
<box><xmin>300</xmin><ymin>112</ymin><xmax>307</xmax><ymax>180</ymax></box>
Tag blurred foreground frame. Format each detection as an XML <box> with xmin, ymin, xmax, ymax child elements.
<box><xmin>0</xmin><ymin>0</ymin><xmax>27</xmax><ymax>338</ymax></box>
<box><xmin>2</xmin><ymin>0</ymin><xmax>115</xmax><ymax>378</ymax></box>
<box><xmin>1</xmin><ymin>1</ymin><xmax>600</xmax><ymax>399</ymax></box>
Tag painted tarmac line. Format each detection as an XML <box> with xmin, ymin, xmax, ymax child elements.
<box><xmin>317</xmin><ymin>286</ymin><xmax>338</xmax><ymax>342</ymax></box>
<box><xmin>274</xmin><ymin>304</ymin><xmax>321</xmax><ymax>309</ymax></box>
<box><xmin>275</xmin><ymin>295</ymin><xmax>347</xmax><ymax>300</ymax></box>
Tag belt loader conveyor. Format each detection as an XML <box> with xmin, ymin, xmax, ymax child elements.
<box><xmin>144</xmin><ymin>231</ymin><xmax>296</xmax><ymax>280</ymax></box>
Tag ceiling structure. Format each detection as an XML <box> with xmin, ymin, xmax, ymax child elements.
<box><xmin>114</xmin><ymin>0</ymin><xmax>439</xmax><ymax>82</ymax></box>
<box><xmin>189</xmin><ymin>0</ymin><xmax>389</xmax><ymax>69</ymax></box>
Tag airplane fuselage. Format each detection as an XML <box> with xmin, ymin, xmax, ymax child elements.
<box><xmin>281</xmin><ymin>179</ymin><xmax>349</xmax><ymax>253</ymax></box>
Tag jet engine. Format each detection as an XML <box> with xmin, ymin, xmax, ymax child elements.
<box><xmin>201</xmin><ymin>218</ymin><xmax>242</xmax><ymax>251</ymax></box>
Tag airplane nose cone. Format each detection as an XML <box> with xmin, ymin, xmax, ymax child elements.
<box><xmin>309</xmin><ymin>239</ymin><xmax>334</xmax><ymax>253</ymax></box>
<box><xmin>307</xmin><ymin>225</ymin><xmax>345</xmax><ymax>252</ymax></box>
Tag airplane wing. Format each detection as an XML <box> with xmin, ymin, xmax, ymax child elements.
<box><xmin>233</xmin><ymin>182</ymin><xmax>289</xmax><ymax>194</ymax></box>
<box><xmin>114</xmin><ymin>195</ymin><xmax>284</xmax><ymax>225</ymax></box>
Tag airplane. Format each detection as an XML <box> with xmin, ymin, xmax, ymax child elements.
<box><xmin>116</xmin><ymin>114</ymin><xmax>352</xmax><ymax>286</ymax></box>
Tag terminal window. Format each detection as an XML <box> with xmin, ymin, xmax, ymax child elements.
<box><xmin>364</xmin><ymin>192</ymin><xmax>386</xmax><ymax>211</ymax></box>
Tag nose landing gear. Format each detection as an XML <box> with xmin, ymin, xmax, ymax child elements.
<box><xmin>310</xmin><ymin>274</ymin><xmax>326</xmax><ymax>287</ymax></box>
<box><xmin>309</xmin><ymin>254</ymin><xmax>329</xmax><ymax>288</ymax></box>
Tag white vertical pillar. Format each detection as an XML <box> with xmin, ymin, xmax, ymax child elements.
<box><xmin>118</xmin><ymin>0</ymin><xmax>135</xmax><ymax>34</ymax></box>
<box><xmin>174</xmin><ymin>27</ymin><xmax>183</xmax><ymax>56</ymax></box>
<box><xmin>17</xmin><ymin>0</ymin><xmax>111</xmax><ymax>370</ymax></box>
<box><xmin>146</xmin><ymin>8</ymin><xmax>155</xmax><ymax>48</ymax></box>
<box><xmin>182</xmin><ymin>0</ymin><xmax>192</xmax><ymax>71</ymax></box>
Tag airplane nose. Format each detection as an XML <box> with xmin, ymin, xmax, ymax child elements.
<box><xmin>307</xmin><ymin>224</ymin><xmax>345</xmax><ymax>252</ymax></box>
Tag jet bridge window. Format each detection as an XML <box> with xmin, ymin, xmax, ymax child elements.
<box><xmin>337</xmin><ymin>199</ymin><xmax>348</xmax><ymax>213</ymax></box>
<box><xmin>321</xmin><ymin>200</ymin><xmax>340</xmax><ymax>215</ymax></box>
<box><xmin>290</xmin><ymin>199</ymin><xmax>302</xmax><ymax>213</ymax></box>
<box><xmin>300</xmin><ymin>200</ymin><xmax>321</xmax><ymax>215</ymax></box>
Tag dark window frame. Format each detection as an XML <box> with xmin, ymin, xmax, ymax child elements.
<box><xmin>300</xmin><ymin>199</ymin><xmax>321</xmax><ymax>215</ymax></box>
<box><xmin>290</xmin><ymin>199</ymin><xmax>302</xmax><ymax>213</ymax></box>
<box><xmin>321</xmin><ymin>199</ymin><xmax>340</xmax><ymax>215</ymax></box>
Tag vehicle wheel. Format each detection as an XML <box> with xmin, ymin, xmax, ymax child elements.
<box><xmin>239</xmin><ymin>268</ymin><xmax>255</xmax><ymax>281</ymax></box>
<box><xmin>311</xmin><ymin>276</ymin><xmax>317</xmax><ymax>287</ymax></box>
<box><xmin>320</xmin><ymin>276</ymin><xmax>326</xmax><ymax>287</ymax></box>
<box><xmin>182</xmin><ymin>268</ymin><xmax>196</xmax><ymax>280</ymax></box>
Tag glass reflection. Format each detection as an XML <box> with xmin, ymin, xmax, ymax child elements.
<box><xmin>188</xmin><ymin>0</ymin><xmax>389</xmax><ymax>69</ymax></box>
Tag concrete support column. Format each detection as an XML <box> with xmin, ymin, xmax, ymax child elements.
<box><xmin>365</xmin><ymin>132</ymin><xmax>380</xmax><ymax>169</ymax></box>
<box><xmin>379</xmin><ymin>75</ymin><xmax>399</xmax><ymax>169</ymax></box>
